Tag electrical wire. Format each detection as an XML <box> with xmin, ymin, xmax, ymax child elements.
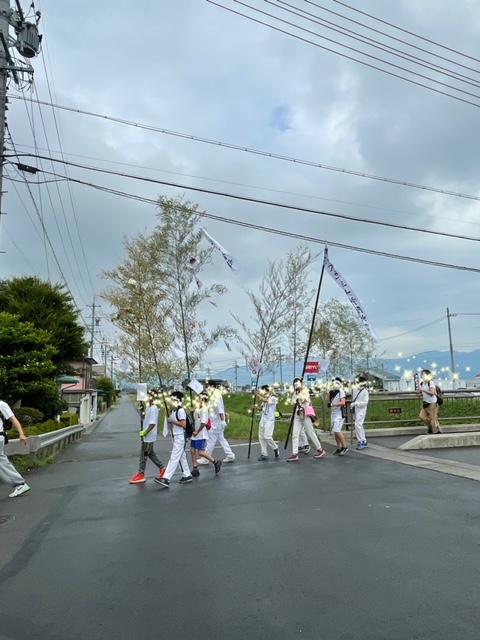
<box><xmin>332</xmin><ymin>0</ymin><xmax>480</xmax><ymax>65</ymax></box>
<box><xmin>12</xmin><ymin>96</ymin><xmax>480</xmax><ymax>205</ymax></box>
<box><xmin>272</xmin><ymin>0</ymin><xmax>480</xmax><ymax>90</ymax></box>
<box><xmin>305</xmin><ymin>0</ymin><xmax>480</xmax><ymax>76</ymax></box>
<box><xmin>228</xmin><ymin>0</ymin><xmax>480</xmax><ymax>102</ymax></box>
<box><xmin>206</xmin><ymin>0</ymin><xmax>480</xmax><ymax>108</ymax></box>
<box><xmin>12</xmin><ymin>141</ymin><xmax>480</xmax><ymax>231</ymax></box>
<box><xmin>11</xmin><ymin>152</ymin><xmax>480</xmax><ymax>245</ymax></box>
<box><xmin>6</xmin><ymin>165</ymin><xmax>480</xmax><ymax>274</ymax></box>
<box><xmin>379</xmin><ymin>317</ymin><xmax>445</xmax><ymax>342</ymax></box>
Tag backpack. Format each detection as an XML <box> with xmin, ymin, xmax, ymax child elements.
<box><xmin>177</xmin><ymin>408</ymin><xmax>194</xmax><ymax>438</ymax></box>
<box><xmin>0</xmin><ymin>410</ymin><xmax>13</xmax><ymax>444</ymax></box>
<box><xmin>435</xmin><ymin>385</ymin><xmax>444</xmax><ymax>406</ymax></box>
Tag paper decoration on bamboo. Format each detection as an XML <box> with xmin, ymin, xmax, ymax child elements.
<box><xmin>197</xmin><ymin>224</ymin><xmax>241</xmax><ymax>274</ymax></box>
<box><xmin>191</xmin><ymin>321</ymin><xmax>199</xmax><ymax>331</ymax></box>
<box><xmin>187</xmin><ymin>379</ymin><xmax>204</xmax><ymax>394</ymax></box>
<box><xmin>162</xmin><ymin>416</ymin><xmax>169</xmax><ymax>437</ymax></box>
<box><xmin>136</xmin><ymin>383</ymin><xmax>148</xmax><ymax>401</ymax></box>
<box><xmin>224</xmin><ymin>340</ymin><xmax>232</xmax><ymax>352</ymax></box>
<box><xmin>195</xmin><ymin>277</ymin><xmax>203</xmax><ymax>289</ymax></box>
<box><xmin>187</xmin><ymin>257</ymin><xmax>200</xmax><ymax>271</ymax></box>
<box><xmin>170</xmin><ymin>346</ymin><xmax>186</xmax><ymax>360</ymax></box>
<box><xmin>208</xmin><ymin>300</ymin><xmax>219</xmax><ymax>308</ymax></box>
<box><xmin>324</xmin><ymin>251</ymin><xmax>378</xmax><ymax>341</ymax></box>
<box><xmin>119</xmin><ymin>357</ymin><xmax>131</xmax><ymax>373</ymax></box>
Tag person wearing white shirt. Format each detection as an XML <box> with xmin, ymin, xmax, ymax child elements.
<box><xmin>190</xmin><ymin>394</ymin><xmax>222</xmax><ymax>476</ymax></box>
<box><xmin>351</xmin><ymin>376</ymin><xmax>370</xmax><ymax>450</ymax></box>
<box><xmin>416</xmin><ymin>369</ymin><xmax>441</xmax><ymax>434</ymax></box>
<box><xmin>0</xmin><ymin>399</ymin><xmax>31</xmax><ymax>498</ymax></box>
<box><xmin>203</xmin><ymin>383</ymin><xmax>235</xmax><ymax>463</ymax></box>
<box><xmin>328</xmin><ymin>378</ymin><xmax>348</xmax><ymax>456</ymax></box>
<box><xmin>129</xmin><ymin>395</ymin><xmax>165</xmax><ymax>484</ymax></box>
<box><xmin>255</xmin><ymin>385</ymin><xmax>280</xmax><ymax>461</ymax></box>
<box><xmin>155</xmin><ymin>391</ymin><xmax>192</xmax><ymax>488</ymax></box>
<box><xmin>287</xmin><ymin>378</ymin><xmax>325</xmax><ymax>462</ymax></box>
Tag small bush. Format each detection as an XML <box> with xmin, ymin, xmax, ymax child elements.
<box><xmin>14</xmin><ymin>407</ymin><xmax>44</xmax><ymax>427</ymax></box>
<box><xmin>59</xmin><ymin>413</ymin><xmax>80</xmax><ymax>427</ymax></box>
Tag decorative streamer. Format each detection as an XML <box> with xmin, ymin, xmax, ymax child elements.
<box><xmin>324</xmin><ymin>255</ymin><xmax>378</xmax><ymax>341</ymax></box>
<box><xmin>197</xmin><ymin>224</ymin><xmax>241</xmax><ymax>274</ymax></box>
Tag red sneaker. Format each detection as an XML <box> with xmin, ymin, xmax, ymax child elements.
<box><xmin>129</xmin><ymin>473</ymin><xmax>146</xmax><ymax>484</ymax></box>
<box><xmin>158</xmin><ymin>467</ymin><xmax>166</xmax><ymax>479</ymax></box>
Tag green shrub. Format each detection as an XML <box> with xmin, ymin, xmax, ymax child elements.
<box><xmin>14</xmin><ymin>407</ymin><xmax>44</xmax><ymax>427</ymax></box>
<box><xmin>59</xmin><ymin>413</ymin><xmax>80</xmax><ymax>427</ymax></box>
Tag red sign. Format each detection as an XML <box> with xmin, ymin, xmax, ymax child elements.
<box><xmin>305</xmin><ymin>361</ymin><xmax>319</xmax><ymax>374</ymax></box>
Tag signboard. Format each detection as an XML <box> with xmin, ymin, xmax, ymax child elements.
<box><xmin>388</xmin><ymin>407</ymin><xmax>402</xmax><ymax>415</ymax></box>
<box><xmin>305</xmin><ymin>361</ymin><xmax>320</xmax><ymax>374</ymax></box>
<box><xmin>306</xmin><ymin>374</ymin><xmax>317</xmax><ymax>382</ymax></box>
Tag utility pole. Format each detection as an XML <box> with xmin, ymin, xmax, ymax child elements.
<box><xmin>110</xmin><ymin>353</ymin><xmax>114</xmax><ymax>380</ymax></box>
<box><xmin>234</xmin><ymin>360</ymin><xmax>239</xmax><ymax>390</ymax></box>
<box><xmin>447</xmin><ymin>307</ymin><xmax>456</xmax><ymax>389</ymax></box>
<box><xmin>0</xmin><ymin>2</ymin><xmax>41</xmax><ymax>229</ymax></box>
<box><xmin>89</xmin><ymin>297</ymin><xmax>96</xmax><ymax>358</ymax></box>
<box><xmin>278</xmin><ymin>347</ymin><xmax>283</xmax><ymax>385</ymax></box>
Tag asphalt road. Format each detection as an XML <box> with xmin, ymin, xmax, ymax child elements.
<box><xmin>1</xmin><ymin>397</ymin><xmax>480</xmax><ymax>640</ymax></box>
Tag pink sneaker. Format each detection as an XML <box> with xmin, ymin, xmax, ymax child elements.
<box><xmin>314</xmin><ymin>449</ymin><xmax>326</xmax><ymax>459</ymax></box>
<box><xmin>286</xmin><ymin>453</ymin><xmax>299</xmax><ymax>462</ymax></box>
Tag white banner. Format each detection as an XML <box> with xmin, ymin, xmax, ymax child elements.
<box><xmin>198</xmin><ymin>225</ymin><xmax>241</xmax><ymax>274</ymax></box>
<box><xmin>324</xmin><ymin>256</ymin><xmax>378</xmax><ymax>341</ymax></box>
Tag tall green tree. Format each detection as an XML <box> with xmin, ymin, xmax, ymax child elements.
<box><xmin>0</xmin><ymin>312</ymin><xmax>60</xmax><ymax>415</ymax></box>
<box><xmin>0</xmin><ymin>276</ymin><xmax>88</xmax><ymax>373</ymax></box>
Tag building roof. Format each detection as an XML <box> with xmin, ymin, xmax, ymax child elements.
<box><xmin>368</xmin><ymin>367</ymin><xmax>401</xmax><ymax>381</ymax></box>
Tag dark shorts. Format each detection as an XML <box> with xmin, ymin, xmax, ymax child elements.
<box><xmin>190</xmin><ymin>439</ymin><xmax>207</xmax><ymax>451</ymax></box>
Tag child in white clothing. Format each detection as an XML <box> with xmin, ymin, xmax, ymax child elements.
<box><xmin>255</xmin><ymin>385</ymin><xmax>279</xmax><ymax>461</ymax></box>
<box><xmin>190</xmin><ymin>394</ymin><xmax>222</xmax><ymax>476</ymax></box>
<box><xmin>154</xmin><ymin>391</ymin><xmax>192</xmax><ymax>488</ymax></box>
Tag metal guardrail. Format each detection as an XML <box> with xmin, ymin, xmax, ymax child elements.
<box><xmin>5</xmin><ymin>424</ymin><xmax>85</xmax><ymax>463</ymax></box>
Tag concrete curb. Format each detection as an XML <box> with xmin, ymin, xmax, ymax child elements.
<box><xmin>399</xmin><ymin>432</ymin><xmax>480</xmax><ymax>450</ymax></box>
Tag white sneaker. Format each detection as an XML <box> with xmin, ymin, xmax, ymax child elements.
<box><xmin>197</xmin><ymin>458</ymin><xmax>209</xmax><ymax>465</ymax></box>
<box><xmin>223</xmin><ymin>456</ymin><xmax>235</xmax><ymax>463</ymax></box>
<box><xmin>9</xmin><ymin>483</ymin><xmax>31</xmax><ymax>498</ymax></box>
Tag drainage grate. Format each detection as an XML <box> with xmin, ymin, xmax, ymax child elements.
<box><xmin>0</xmin><ymin>515</ymin><xmax>15</xmax><ymax>527</ymax></box>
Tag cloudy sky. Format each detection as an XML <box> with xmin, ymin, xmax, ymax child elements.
<box><xmin>3</xmin><ymin>0</ymin><xmax>480</xmax><ymax>376</ymax></box>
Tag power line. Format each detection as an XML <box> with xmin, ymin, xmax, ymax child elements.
<box><xmin>305</xmin><ymin>0</ymin><xmax>480</xmax><ymax>76</ymax></box>
<box><xmin>206</xmin><ymin>0</ymin><xmax>480</xmax><ymax>108</ymax></box>
<box><xmin>332</xmin><ymin>0</ymin><xmax>480</xmax><ymax>64</ymax></box>
<box><xmin>12</xmin><ymin>152</ymin><xmax>480</xmax><ymax>245</ymax></box>
<box><xmin>272</xmin><ymin>0</ymin><xmax>480</xmax><ymax>90</ymax></box>
<box><xmin>9</xmin><ymin>97</ymin><xmax>480</xmax><ymax>205</ymax></box>
<box><xmin>227</xmin><ymin>0</ymin><xmax>480</xmax><ymax>101</ymax></box>
<box><xmin>12</xmin><ymin>141</ymin><xmax>480</xmax><ymax>231</ymax></box>
<box><xmin>7</xmin><ymin>165</ymin><xmax>480</xmax><ymax>274</ymax></box>
<box><xmin>379</xmin><ymin>317</ymin><xmax>445</xmax><ymax>342</ymax></box>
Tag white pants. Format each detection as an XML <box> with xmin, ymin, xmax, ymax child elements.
<box><xmin>299</xmin><ymin>426</ymin><xmax>308</xmax><ymax>448</ymax></box>
<box><xmin>354</xmin><ymin>408</ymin><xmax>367</xmax><ymax>443</ymax></box>
<box><xmin>205</xmin><ymin>427</ymin><xmax>234</xmax><ymax>459</ymax></box>
<box><xmin>292</xmin><ymin>416</ymin><xmax>321</xmax><ymax>455</ymax></box>
<box><xmin>0</xmin><ymin>436</ymin><xmax>25</xmax><ymax>487</ymax></box>
<box><xmin>259</xmin><ymin>418</ymin><xmax>277</xmax><ymax>456</ymax></box>
<box><xmin>165</xmin><ymin>433</ymin><xmax>191</xmax><ymax>480</ymax></box>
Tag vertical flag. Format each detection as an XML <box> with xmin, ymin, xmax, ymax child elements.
<box><xmin>324</xmin><ymin>251</ymin><xmax>378</xmax><ymax>341</ymax></box>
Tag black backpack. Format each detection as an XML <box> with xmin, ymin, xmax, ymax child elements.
<box><xmin>435</xmin><ymin>386</ymin><xmax>444</xmax><ymax>406</ymax></box>
<box><xmin>0</xmin><ymin>409</ymin><xmax>14</xmax><ymax>444</ymax></box>
<box><xmin>177</xmin><ymin>408</ymin><xmax>194</xmax><ymax>439</ymax></box>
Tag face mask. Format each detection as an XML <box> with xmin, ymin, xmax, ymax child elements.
<box><xmin>294</xmin><ymin>382</ymin><xmax>301</xmax><ymax>390</ymax></box>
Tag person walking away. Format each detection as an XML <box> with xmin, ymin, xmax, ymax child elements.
<box><xmin>129</xmin><ymin>395</ymin><xmax>165</xmax><ymax>484</ymax></box>
<box><xmin>202</xmin><ymin>383</ymin><xmax>235</xmax><ymax>463</ymax></box>
<box><xmin>351</xmin><ymin>376</ymin><xmax>369</xmax><ymax>450</ymax></box>
<box><xmin>190</xmin><ymin>394</ymin><xmax>222</xmax><ymax>476</ymax></box>
<box><xmin>0</xmin><ymin>399</ymin><xmax>31</xmax><ymax>498</ymax></box>
<box><xmin>255</xmin><ymin>385</ymin><xmax>280</xmax><ymax>461</ymax></box>
<box><xmin>155</xmin><ymin>392</ymin><xmax>192</xmax><ymax>488</ymax></box>
<box><xmin>287</xmin><ymin>378</ymin><xmax>326</xmax><ymax>462</ymax></box>
<box><xmin>417</xmin><ymin>369</ymin><xmax>441</xmax><ymax>434</ymax></box>
<box><xmin>328</xmin><ymin>378</ymin><xmax>348</xmax><ymax>456</ymax></box>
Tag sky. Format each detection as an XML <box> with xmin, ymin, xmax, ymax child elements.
<box><xmin>2</xmin><ymin>0</ymin><xmax>480</xmax><ymax>378</ymax></box>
